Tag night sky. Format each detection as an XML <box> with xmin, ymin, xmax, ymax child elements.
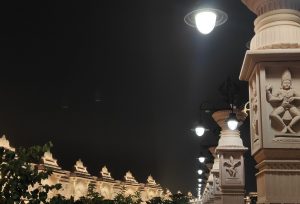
<box><xmin>0</xmin><ymin>0</ymin><xmax>257</xmax><ymax>196</ymax></box>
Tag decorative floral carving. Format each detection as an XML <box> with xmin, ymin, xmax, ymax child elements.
<box><xmin>251</xmin><ymin>79</ymin><xmax>260</xmax><ymax>143</ymax></box>
<box><xmin>266</xmin><ymin>69</ymin><xmax>300</xmax><ymax>134</ymax></box>
<box><xmin>223</xmin><ymin>156</ymin><xmax>241</xmax><ymax>177</ymax></box>
<box><xmin>213</xmin><ymin>176</ymin><xmax>221</xmax><ymax>193</ymax></box>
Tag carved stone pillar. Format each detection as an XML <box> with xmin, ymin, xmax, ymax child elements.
<box><xmin>209</xmin><ymin>147</ymin><xmax>221</xmax><ymax>204</ymax></box>
<box><xmin>212</xmin><ymin>110</ymin><xmax>247</xmax><ymax>204</ymax></box>
<box><xmin>242</xmin><ymin>0</ymin><xmax>300</xmax><ymax>50</ymax></box>
<box><xmin>206</xmin><ymin>173</ymin><xmax>214</xmax><ymax>204</ymax></box>
<box><xmin>240</xmin><ymin>0</ymin><xmax>300</xmax><ymax>203</ymax></box>
<box><xmin>202</xmin><ymin>184</ymin><xmax>209</xmax><ymax>204</ymax></box>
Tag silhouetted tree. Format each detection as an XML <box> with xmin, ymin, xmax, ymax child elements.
<box><xmin>0</xmin><ymin>142</ymin><xmax>61</xmax><ymax>203</ymax></box>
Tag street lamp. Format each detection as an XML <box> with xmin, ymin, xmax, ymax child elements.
<box><xmin>198</xmin><ymin>156</ymin><xmax>205</xmax><ymax>163</ymax></box>
<box><xmin>226</xmin><ymin>112</ymin><xmax>238</xmax><ymax>130</ymax></box>
<box><xmin>184</xmin><ymin>8</ymin><xmax>228</xmax><ymax>34</ymax></box>
<box><xmin>195</xmin><ymin>125</ymin><xmax>205</xmax><ymax>136</ymax></box>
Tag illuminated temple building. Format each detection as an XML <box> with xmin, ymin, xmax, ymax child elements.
<box><xmin>0</xmin><ymin>135</ymin><xmax>173</xmax><ymax>201</ymax></box>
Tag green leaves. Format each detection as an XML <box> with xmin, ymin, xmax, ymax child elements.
<box><xmin>0</xmin><ymin>142</ymin><xmax>61</xmax><ymax>204</ymax></box>
<box><xmin>0</xmin><ymin>143</ymin><xmax>190</xmax><ymax>204</ymax></box>
<box><xmin>146</xmin><ymin>194</ymin><xmax>189</xmax><ymax>204</ymax></box>
<box><xmin>113</xmin><ymin>191</ymin><xmax>142</xmax><ymax>204</ymax></box>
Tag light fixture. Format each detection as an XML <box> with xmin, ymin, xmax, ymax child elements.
<box><xmin>198</xmin><ymin>178</ymin><xmax>202</xmax><ymax>182</ymax></box>
<box><xmin>227</xmin><ymin>112</ymin><xmax>238</xmax><ymax>130</ymax></box>
<box><xmin>242</xmin><ymin>101</ymin><xmax>250</xmax><ymax>116</ymax></box>
<box><xmin>195</xmin><ymin>125</ymin><xmax>205</xmax><ymax>136</ymax></box>
<box><xmin>198</xmin><ymin>184</ymin><xmax>202</xmax><ymax>187</ymax></box>
<box><xmin>198</xmin><ymin>170</ymin><xmax>203</xmax><ymax>175</ymax></box>
<box><xmin>184</xmin><ymin>8</ymin><xmax>228</xmax><ymax>34</ymax></box>
<box><xmin>198</xmin><ymin>156</ymin><xmax>205</xmax><ymax>163</ymax></box>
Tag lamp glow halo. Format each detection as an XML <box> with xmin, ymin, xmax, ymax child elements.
<box><xmin>184</xmin><ymin>8</ymin><xmax>228</xmax><ymax>28</ymax></box>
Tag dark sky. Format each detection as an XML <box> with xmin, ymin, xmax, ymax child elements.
<box><xmin>0</xmin><ymin>0</ymin><xmax>257</xmax><ymax>196</ymax></box>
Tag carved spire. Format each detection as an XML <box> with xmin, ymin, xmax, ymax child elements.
<box><xmin>124</xmin><ymin>171</ymin><xmax>137</xmax><ymax>183</ymax></box>
<box><xmin>41</xmin><ymin>151</ymin><xmax>61</xmax><ymax>169</ymax></box>
<box><xmin>147</xmin><ymin>175</ymin><xmax>156</xmax><ymax>185</ymax></box>
<box><xmin>100</xmin><ymin>166</ymin><xmax>113</xmax><ymax>179</ymax></box>
<box><xmin>0</xmin><ymin>135</ymin><xmax>15</xmax><ymax>151</ymax></box>
<box><xmin>73</xmin><ymin>159</ymin><xmax>90</xmax><ymax>175</ymax></box>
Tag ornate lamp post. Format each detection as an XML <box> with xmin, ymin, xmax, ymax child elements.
<box><xmin>211</xmin><ymin>109</ymin><xmax>248</xmax><ymax>204</ymax></box>
<box><xmin>240</xmin><ymin>0</ymin><xmax>300</xmax><ymax>203</ymax></box>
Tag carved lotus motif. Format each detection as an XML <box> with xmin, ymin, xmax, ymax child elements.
<box><xmin>223</xmin><ymin>156</ymin><xmax>241</xmax><ymax>177</ymax></box>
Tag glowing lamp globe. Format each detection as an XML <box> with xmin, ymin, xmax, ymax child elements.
<box><xmin>198</xmin><ymin>178</ymin><xmax>202</xmax><ymax>182</ymax></box>
<box><xmin>198</xmin><ymin>156</ymin><xmax>205</xmax><ymax>163</ymax></box>
<box><xmin>195</xmin><ymin>126</ymin><xmax>205</xmax><ymax>136</ymax></box>
<box><xmin>227</xmin><ymin>113</ymin><xmax>238</xmax><ymax>130</ymax></box>
<box><xmin>198</xmin><ymin>170</ymin><xmax>203</xmax><ymax>175</ymax></box>
<box><xmin>195</xmin><ymin>11</ymin><xmax>216</xmax><ymax>34</ymax></box>
<box><xmin>184</xmin><ymin>8</ymin><xmax>228</xmax><ymax>34</ymax></box>
<box><xmin>198</xmin><ymin>184</ymin><xmax>202</xmax><ymax>187</ymax></box>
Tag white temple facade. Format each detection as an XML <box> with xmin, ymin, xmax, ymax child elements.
<box><xmin>0</xmin><ymin>135</ymin><xmax>168</xmax><ymax>202</ymax></box>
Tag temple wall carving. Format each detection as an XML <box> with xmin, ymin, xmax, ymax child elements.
<box><xmin>0</xmin><ymin>136</ymin><xmax>166</xmax><ymax>202</ymax></box>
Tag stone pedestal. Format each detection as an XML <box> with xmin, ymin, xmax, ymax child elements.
<box><xmin>240</xmin><ymin>1</ymin><xmax>300</xmax><ymax>203</ymax></box>
<box><xmin>242</xmin><ymin>0</ymin><xmax>300</xmax><ymax>50</ymax></box>
<box><xmin>212</xmin><ymin>110</ymin><xmax>247</xmax><ymax>204</ymax></box>
<box><xmin>209</xmin><ymin>147</ymin><xmax>221</xmax><ymax>204</ymax></box>
<box><xmin>207</xmin><ymin>173</ymin><xmax>214</xmax><ymax>204</ymax></box>
<box><xmin>202</xmin><ymin>184</ymin><xmax>209</xmax><ymax>204</ymax></box>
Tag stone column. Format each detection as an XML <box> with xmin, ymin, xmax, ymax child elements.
<box><xmin>240</xmin><ymin>1</ymin><xmax>300</xmax><ymax>203</ymax></box>
<box><xmin>208</xmin><ymin>147</ymin><xmax>221</xmax><ymax>204</ymax></box>
<box><xmin>212</xmin><ymin>110</ymin><xmax>247</xmax><ymax>204</ymax></box>
<box><xmin>202</xmin><ymin>184</ymin><xmax>209</xmax><ymax>204</ymax></box>
<box><xmin>206</xmin><ymin>173</ymin><xmax>214</xmax><ymax>204</ymax></box>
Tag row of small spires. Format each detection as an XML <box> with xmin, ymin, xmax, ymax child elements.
<box><xmin>0</xmin><ymin>135</ymin><xmax>158</xmax><ymax>185</ymax></box>
<box><xmin>0</xmin><ymin>135</ymin><xmax>195</xmax><ymax>196</ymax></box>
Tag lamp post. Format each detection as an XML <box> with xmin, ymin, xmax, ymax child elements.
<box><xmin>198</xmin><ymin>156</ymin><xmax>205</xmax><ymax>163</ymax></box>
<box><xmin>195</xmin><ymin>125</ymin><xmax>206</xmax><ymax>137</ymax></box>
<box><xmin>191</xmin><ymin>79</ymin><xmax>248</xmax><ymax>204</ymax></box>
<box><xmin>212</xmin><ymin>109</ymin><xmax>248</xmax><ymax>204</ymax></box>
<box><xmin>226</xmin><ymin>112</ymin><xmax>239</xmax><ymax>131</ymax></box>
<box><xmin>192</xmin><ymin>78</ymin><xmax>245</xmax><ymax>138</ymax></box>
<box><xmin>240</xmin><ymin>0</ymin><xmax>300</xmax><ymax>203</ymax></box>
